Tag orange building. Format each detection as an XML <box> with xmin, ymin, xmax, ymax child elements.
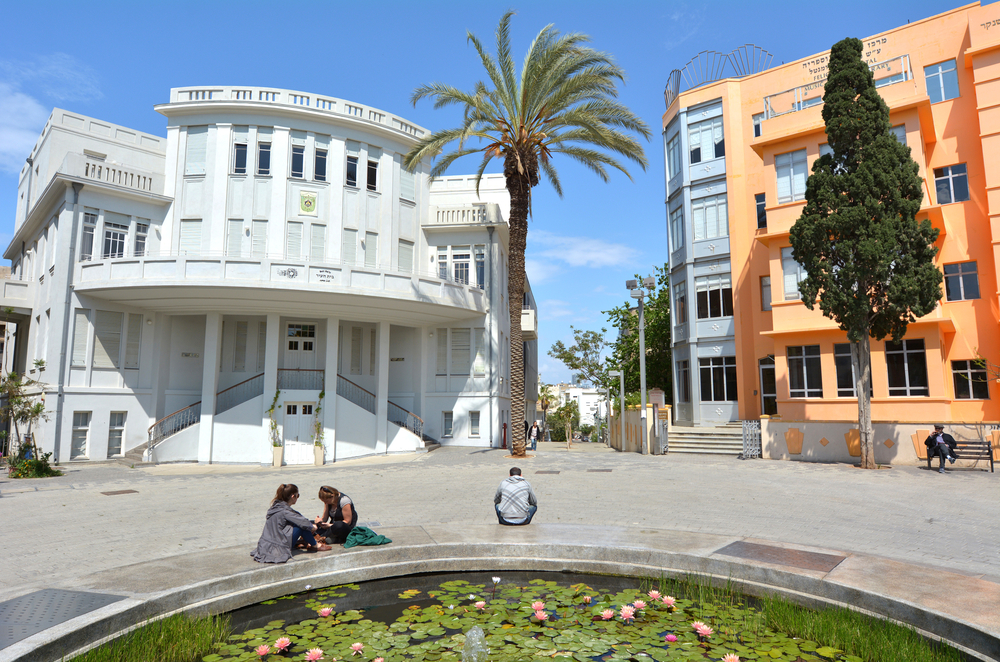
<box><xmin>663</xmin><ymin>2</ymin><xmax>1000</xmax><ymax>428</ymax></box>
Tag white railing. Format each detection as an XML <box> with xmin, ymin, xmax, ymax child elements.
<box><xmin>426</xmin><ymin>203</ymin><xmax>504</xmax><ymax>227</ymax></box>
<box><xmin>763</xmin><ymin>54</ymin><xmax>912</xmax><ymax>120</ymax></box>
<box><xmin>169</xmin><ymin>86</ymin><xmax>428</xmax><ymax>138</ymax></box>
<box><xmin>216</xmin><ymin>373</ymin><xmax>265</xmax><ymax>414</ymax></box>
<box><xmin>61</xmin><ymin>152</ymin><xmax>162</xmax><ymax>195</ymax></box>
<box><xmin>278</xmin><ymin>369</ymin><xmax>324</xmax><ymax>391</ymax></box>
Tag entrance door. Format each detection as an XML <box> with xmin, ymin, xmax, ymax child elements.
<box><xmin>285</xmin><ymin>323</ymin><xmax>316</xmax><ymax>369</ymax></box>
<box><xmin>759</xmin><ymin>356</ymin><xmax>777</xmax><ymax>416</ymax></box>
<box><xmin>283</xmin><ymin>402</ymin><xmax>315</xmax><ymax>464</ymax></box>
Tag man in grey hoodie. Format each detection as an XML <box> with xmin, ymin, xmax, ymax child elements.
<box><xmin>494</xmin><ymin>467</ymin><xmax>538</xmax><ymax>525</ymax></box>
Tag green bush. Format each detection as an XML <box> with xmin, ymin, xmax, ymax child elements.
<box><xmin>6</xmin><ymin>450</ymin><xmax>62</xmax><ymax>478</ymax></box>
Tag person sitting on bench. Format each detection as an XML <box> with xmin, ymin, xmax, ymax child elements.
<box><xmin>925</xmin><ymin>424</ymin><xmax>958</xmax><ymax>473</ymax></box>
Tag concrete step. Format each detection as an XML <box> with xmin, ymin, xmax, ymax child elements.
<box><xmin>667</xmin><ymin>431</ymin><xmax>744</xmax><ymax>455</ymax></box>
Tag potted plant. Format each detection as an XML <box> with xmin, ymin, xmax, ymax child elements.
<box><xmin>267</xmin><ymin>390</ymin><xmax>282</xmax><ymax>467</ymax></box>
<box><xmin>312</xmin><ymin>391</ymin><xmax>325</xmax><ymax>466</ymax></box>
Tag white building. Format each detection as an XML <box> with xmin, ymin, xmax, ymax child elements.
<box><xmin>545</xmin><ymin>383</ymin><xmax>605</xmax><ymax>427</ymax></box>
<box><xmin>2</xmin><ymin>86</ymin><xmax>538</xmax><ymax>464</ymax></box>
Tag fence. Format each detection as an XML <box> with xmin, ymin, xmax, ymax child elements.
<box><xmin>741</xmin><ymin>420</ymin><xmax>762</xmax><ymax>458</ymax></box>
<box><xmin>278</xmin><ymin>369</ymin><xmax>325</xmax><ymax>391</ymax></box>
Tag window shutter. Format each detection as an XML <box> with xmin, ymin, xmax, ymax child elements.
<box><xmin>692</xmin><ymin>201</ymin><xmax>705</xmax><ymax>241</ymax></box>
<box><xmin>290</xmin><ymin>130</ymin><xmax>306</xmax><ymax>146</ymax></box>
<box><xmin>364</xmin><ymin>232</ymin><xmax>378</xmax><ymax>268</ymax></box>
<box><xmin>180</xmin><ymin>220</ymin><xmax>202</xmax><ymax>254</ymax></box>
<box><xmin>310</xmin><ymin>224</ymin><xmax>326</xmax><ymax>261</ymax></box>
<box><xmin>451</xmin><ymin>329</ymin><xmax>471</xmax><ymax>375</ymax></box>
<box><xmin>233</xmin><ymin>125</ymin><xmax>249</xmax><ymax>142</ymax></box>
<box><xmin>257</xmin><ymin>322</ymin><xmax>267</xmax><ymax>371</ymax></box>
<box><xmin>370</xmin><ymin>328</ymin><xmax>376</xmax><ymax>375</ymax></box>
<box><xmin>345</xmin><ymin>140</ymin><xmax>360</xmax><ymax>157</ymax></box>
<box><xmin>436</xmin><ymin>329</ymin><xmax>448</xmax><ymax>375</ymax></box>
<box><xmin>227</xmin><ymin>219</ymin><xmax>243</xmax><ymax>256</ymax></box>
<box><xmin>367</xmin><ymin>146</ymin><xmax>382</xmax><ymax>160</ymax></box>
<box><xmin>473</xmin><ymin>329</ymin><xmax>486</xmax><ymax>375</ymax></box>
<box><xmin>342</xmin><ymin>228</ymin><xmax>357</xmax><ymax>265</ymax></box>
<box><xmin>93</xmin><ymin>310</ymin><xmax>123</xmax><ymax>368</ymax></box>
<box><xmin>252</xmin><ymin>220</ymin><xmax>267</xmax><ymax>258</ymax></box>
<box><xmin>791</xmin><ymin>151</ymin><xmax>807</xmax><ymax>199</ymax></box>
<box><xmin>184</xmin><ymin>126</ymin><xmax>208</xmax><ymax>176</ymax></box>
<box><xmin>234</xmin><ymin>320</ymin><xmax>248</xmax><ymax>372</ymax></box>
<box><xmin>315</xmin><ymin>135</ymin><xmax>330</xmax><ymax>149</ymax></box>
<box><xmin>124</xmin><ymin>313</ymin><xmax>142</xmax><ymax>368</ymax></box>
<box><xmin>350</xmin><ymin>327</ymin><xmax>362</xmax><ymax>374</ymax></box>
<box><xmin>398</xmin><ymin>240</ymin><xmax>413</xmax><ymax>273</ymax></box>
<box><xmin>72</xmin><ymin>309</ymin><xmax>89</xmax><ymax>367</ymax></box>
<box><xmin>775</xmin><ymin>153</ymin><xmax>792</xmax><ymax>202</ymax></box>
<box><xmin>400</xmin><ymin>169</ymin><xmax>415</xmax><ymax>201</ymax></box>
<box><xmin>890</xmin><ymin>125</ymin><xmax>906</xmax><ymax>145</ymax></box>
<box><xmin>286</xmin><ymin>222</ymin><xmax>303</xmax><ymax>259</ymax></box>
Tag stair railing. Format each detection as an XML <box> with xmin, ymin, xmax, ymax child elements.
<box><xmin>216</xmin><ymin>373</ymin><xmax>265</xmax><ymax>414</ymax></box>
<box><xmin>388</xmin><ymin>401</ymin><xmax>423</xmax><ymax>439</ymax></box>
<box><xmin>337</xmin><ymin>375</ymin><xmax>375</xmax><ymax>414</ymax></box>
<box><xmin>147</xmin><ymin>401</ymin><xmax>202</xmax><ymax>452</ymax></box>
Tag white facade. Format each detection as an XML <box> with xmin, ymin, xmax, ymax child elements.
<box><xmin>2</xmin><ymin>86</ymin><xmax>538</xmax><ymax>464</ymax></box>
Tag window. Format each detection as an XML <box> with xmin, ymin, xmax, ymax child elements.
<box><xmin>470</xmin><ymin>411</ymin><xmax>481</xmax><ymax>437</ymax></box>
<box><xmin>234</xmin><ymin>320</ymin><xmax>248</xmax><ymax>372</ymax></box>
<box><xmin>676</xmin><ymin>360</ymin><xmax>690</xmax><ymax>402</ymax></box>
<box><xmin>124</xmin><ymin>313</ymin><xmax>142</xmax><ymax>369</ymax></box>
<box><xmin>692</xmin><ymin>193</ymin><xmax>728</xmax><ymax>241</ymax></box>
<box><xmin>451</xmin><ymin>329</ymin><xmax>471</xmax><ymax>375</ymax></box>
<box><xmin>669</xmin><ymin>206</ymin><xmax>683</xmax><ymax>251</ymax></box>
<box><xmin>695</xmin><ymin>274</ymin><xmax>733</xmax><ymax>319</ymax></box>
<box><xmin>184</xmin><ymin>126</ymin><xmax>208</xmax><ymax>176</ymax></box>
<box><xmin>366</xmin><ymin>158</ymin><xmax>378</xmax><ymax>191</ymax></box>
<box><xmin>252</xmin><ymin>220</ymin><xmax>267</xmax><ymax>258</ymax></box>
<box><xmin>688</xmin><ymin>117</ymin><xmax>724</xmax><ymax>164</ymax></box>
<box><xmin>752</xmin><ymin>113</ymin><xmax>764</xmax><ymax>138</ymax></box>
<box><xmin>350</xmin><ymin>327</ymin><xmax>362</xmax><ymax>374</ymax></box>
<box><xmin>233</xmin><ymin>126</ymin><xmax>249</xmax><ymax>174</ymax></box>
<box><xmin>314</xmin><ymin>148</ymin><xmax>328</xmax><ymax>182</ymax></box>
<box><xmin>934</xmin><ymin>164</ymin><xmax>969</xmax><ymax>204</ymax></box>
<box><xmin>71</xmin><ymin>412</ymin><xmax>91</xmax><ymax>459</ymax></box>
<box><xmin>443</xmin><ymin>411</ymin><xmax>454</xmax><ymax>437</ymax></box>
<box><xmin>781</xmin><ymin>247</ymin><xmax>806</xmax><ymax>300</ymax></box>
<box><xmin>285</xmin><ymin>221</ymin><xmax>303</xmax><ymax>260</ymax></box>
<box><xmin>885</xmin><ymin>338</ymin><xmax>929</xmax><ymax>396</ymax></box>
<box><xmin>93</xmin><ymin>310</ymin><xmax>123</xmax><ymax>369</ymax></box>
<box><xmin>256</xmin><ymin>133</ymin><xmax>272</xmax><ymax>176</ymax></box>
<box><xmin>834</xmin><ymin>344</ymin><xmax>856</xmax><ymax>397</ymax></box>
<box><xmin>400</xmin><ymin>168</ymin><xmax>416</xmax><ymax>201</ymax></box>
<box><xmin>102</xmin><ymin>221</ymin><xmax>127</xmax><ymax>259</ymax></box>
<box><xmin>437</xmin><ymin>246</ymin><xmax>448</xmax><ymax>279</ymax></box>
<box><xmin>399</xmin><ymin>240</ymin><xmax>414</xmax><ymax>274</ymax></box>
<box><xmin>134</xmin><ymin>220</ymin><xmax>148</xmax><ymax>257</ymax></box>
<box><xmin>107</xmin><ymin>412</ymin><xmax>126</xmax><ymax>457</ymax></box>
<box><xmin>364</xmin><ymin>232</ymin><xmax>378</xmax><ymax>268</ymax></box>
<box><xmin>699</xmin><ymin>356</ymin><xmax>737</xmax><ymax>402</ymax></box>
<box><xmin>666</xmin><ymin>134</ymin><xmax>682</xmax><ymax>179</ymax></box>
<box><xmin>227</xmin><ymin>219</ymin><xmax>243</xmax><ymax>256</ymax></box>
<box><xmin>453</xmin><ymin>245</ymin><xmax>470</xmax><ymax>284</ymax></box>
<box><xmin>944</xmin><ymin>261</ymin><xmax>979</xmax><ymax>301</ymax></box>
<box><xmin>71</xmin><ymin>309</ymin><xmax>89</xmax><ymax>367</ymax></box>
<box><xmin>890</xmin><ymin>125</ymin><xmax>907</xmax><ymax>145</ymax></box>
<box><xmin>953</xmin><ymin>360</ymin><xmax>989</xmax><ymax>400</ymax></box>
<box><xmin>761</xmin><ymin>276</ymin><xmax>771</xmax><ymax>311</ymax></box>
<box><xmin>81</xmin><ymin>209</ymin><xmax>97</xmax><ymax>261</ymax></box>
<box><xmin>436</xmin><ymin>328</ymin><xmax>448</xmax><ymax>375</ymax></box>
<box><xmin>775</xmin><ymin>149</ymin><xmax>807</xmax><ymax>203</ymax></box>
<box><xmin>342</xmin><ymin>228</ymin><xmax>357</xmax><ymax>266</ymax></box>
<box><xmin>290</xmin><ymin>145</ymin><xmax>305</xmax><ymax>179</ymax></box>
<box><xmin>755</xmin><ymin>193</ymin><xmax>767</xmax><ymax>229</ymax></box>
<box><xmin>180</xmin><ymin>219</ymin><xmax>202</xmax><ymax>254</ymax></box>
<box><xmin>310</xmin><ymin>224</ymin><xmax>325</xmax><ymax>261</ymax></box>
<box><xmin>346</xmin><ymin>156</ymin><xmax>358</xmax><ymax>187</ymax></box>
<box><xmin>475</xmin><ymin>245</ymin><xmax>486</xmax><ymax>289</ymax></box>
<box><xmin>787</xmin><ymin>345</ymin><xmax>822</xmax><ymax>398</ymax></box>
<box><xmin>474</xmin><ymin>329</ymin><xmax>486</xmax><ymax>375</ymax></box>
<box><xmin>673</xmin><ymin>281</ymin><xmax>687</xmax><ymax>325</ymax></box>
<box><xmin>924</xmin><ymin>60</ymin><xmax>959</xmax><ymax>103</ymax></box>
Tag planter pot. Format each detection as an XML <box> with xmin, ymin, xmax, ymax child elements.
<box><xmin>314</xmin><ymin>445</ymin><xmax>325</xmax><ymax>466</ymax></box>
<box><xmin>272</xmin><ymin>446</ymin><xmax>284</xmax><ymax>467</ymax></box>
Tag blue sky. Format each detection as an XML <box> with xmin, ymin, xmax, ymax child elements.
<box><xmin>0</xmin><ymin>0</ymin><xmax>964</xmax><ymax>384</ymax></box>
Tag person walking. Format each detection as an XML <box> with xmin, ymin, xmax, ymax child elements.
<box><xmin>494</xmin><ymin>467</ymin><xmax>537</xmax><ymax>525</ymax></box>
<box><xmin>924</xmin><ymin>424</ymin><xmax>958</xmax><ymax>473</ymax></box>
<box><xmin>528</xmin><ymin>421</ymin><xmax>540</xmax><ymax>451</ymax></box>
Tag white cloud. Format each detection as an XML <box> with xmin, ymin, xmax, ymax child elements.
<box><xmin>0</xmin><ymin>83</ymin><xmax>49</xmax><ymax>174</ymax></box>
<box><xmin>524</xmin><ymin>257</ymin><xmax>561</xmax><ymax>285</ymax></box>
<box><xmin>539</xmin><ymin>299</ymin><xmax>575</xmax><ymax>320</ymax></box>
<box><xmin>529</xmin><ymin>230</ymin><xmax>639</xmax><ymax>269</ymax></box>
<box><xmin>662</xmin><ymin>5</ymin><xmax>705</xmax><ymax>51</ymax></box>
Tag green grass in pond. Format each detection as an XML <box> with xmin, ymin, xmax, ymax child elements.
<box><xmin>69</xmin><ymin>612</ymin><xmax>230</xmax><ymax>662</ymax></box>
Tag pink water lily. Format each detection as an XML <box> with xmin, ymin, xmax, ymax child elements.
<box><xmin>664</xmin><ymin>634</ymin><xmax>678</xmax><ymax>643</ymax></box>
<box><xmin>275</xmin><ymin>638</ymin><xmax>292</xmax><ymax>651</ymax></box>
<box><xmin>305</xmin><ymin>649</ymin><xmax>324</xmax><ymax>661</ymax></box>
<box><xmin>582</xmin><ymin>595</ymin><xmax>592</xmax><ymax>603</ymax></box>
<box><xmin>691</xmin><ymin>621</ymin><xmax>706</xmax><ymax>631</ymax></box>
<box><xmin>662</xmin><ymin>595</ymin><xmax>676</xmax><ymax>609</ymax></box>
<box><xmin>475</xmin><ymin>601</ymin><xmax>486</xmax><ymax>610</ymax></box>
<box><xmin>619</xmin><ymin>605</ymin><xmax>635</xmax><ymax>621</ymax></box>
<box><xmin>374</xmin><ymin>658</ymin><xmax>385</xmax><ymax>662</ymax></box>
<box><xmin>255</xmin><ymin>644</ymin><xmax>271</xmax><ymax>657</ymax></box>
<box><xmin>534</xmin><ymin>609</ymin><xmax>548</xmax><ymax>621</ymax></box>
<box><xmin>632</xmin><ymin>599</ymin><xmax>646</xmax><ymax>611</ymax></box>
<box><xmin>695</xmin><ymin>624</ymin><xmax>714</xmax><ymax>639</ymax></box>
<box><xmin>318</xmin><ymin>607</ymin><xmax>333</xmax><ymax>617</ymax></box>
<box><xmin>722</xmin><ymin>655</ymin><xmax>740</xmax><ymax>662</ymax></box>
<box><xmin>531</xmin><ymin>601</ymin><xmax>545</xmax><ymax>611</ymax></box>
<box><xmin>601</xmin><ymin>609</ymin><xmax>615</xmax><ymax>620</ymax></box>
<box><xmin>647</xmin><ymin>590</ymin><xmax>661</xmax><ymax>600</ymax></box>
<box><xmin>350</xmin><ymin>643</ymin><xmax>364</xmax><ymax>655</ymax></box>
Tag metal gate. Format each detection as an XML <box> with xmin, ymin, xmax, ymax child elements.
<box><xmin>741</xmin><ymin>420</ymin><xmax>761</xmax><ymax>459</ymax></box>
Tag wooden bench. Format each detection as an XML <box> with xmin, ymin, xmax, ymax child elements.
<box><xmin>926</xmin><ymin>439</ymin><xmax>994</xmax><ymax>472</ymax></box>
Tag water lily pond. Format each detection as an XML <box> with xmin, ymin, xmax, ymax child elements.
<box><xmin>204</xmin><ymin>573</ymin><xmax>886</xmax><ymax>662</ymax></box>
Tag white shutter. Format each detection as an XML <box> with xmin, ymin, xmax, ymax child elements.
<box><xmin>782</xmin><ymin>247</ymin><xmax>800</xmax><ymax>299</ymax></box>
<box><xmin>234</xmin><ymin>320</ymin><xmax>248</xmax><ymax>372</ymax></box>
<box><xmin>93</xmin><ymin>310</ymin><xmax>123</xmax><ymax>368</ymax></box>
<box><xmin>364</xmin><ymin>232</ymin><xmax>378</xmax><ymax>268</ymax></box>
<box><xmin>290</xmin><ymin>130</ymin><xmax>307</xmax><ymax>146</ymax></box>
<box><xmin>180</xmin><ymin>220</ymin><xmax>202</xmax><ymax>254</ymax></box>
<box><xmin>315</xmin><ymin>135</ymin><xmax>330</xmax><ymax>149</ymax></box>
<box><xmin>310</xmin><ymin>224</ymin><xmax>326</xmax><ymax>261</ymax></box>
<box><xmin>692</xmin><ymin>201</ymin><xmax>705</xmax><ymax>241</ymax></box>
<box><xmin>398</xmin><ymin>240</ymin><xmax>414</xmax><ymax>274</ymax></box>
<box><xmin>257</xmin><ymin>322</ymin><xmax>267</xmax><ymax>371</ymax></box>
<box><xmin>473</xmin><ymin>329</ymin><xmax>486</xmax><ymax>375</ymax></box>
<box><xmin>342</xmin><ymin>228</ymin><xmax>357</xmax><ymax>266</ymax></box>
<box><xmin>891</xmin><ymin>125</ymin><xmax>907</xmax><ymax>145</ymax></box>
<box><xmin>124</xmin><ymin>313</ymin><xmax>142</xmax><ymax>368</ymax></box>
<box><xmin>451</xmin><ymin>329</ymin><xmax>471</xmax><ymax>375</ymax></box>
<box><xmin>716</xmin><ymin>196</ymin><xmax>728</xmax><ymax>238</ymax></box>
<box><xmin>350</xmin><ymin>327</ymin><xmax>362</xmax><ymax>374</ymax></box>
<box><xmin>71</xmin><ymin>309</ymin><xmax>89</xmax><ymax>367</ymax></box>
<box><xmin>436</xmin><ymin>329</ymin><xmax>448</xmax><ymax>375</ymax></box>
<box><xmin>370</xmin><ymin>328</ymin><xmax>376</xmax><ymax>376</ymax></box>
<box><xmin>367</xmin><ymin>146</ymin><xmax>382</xmax><ymax>160</ymax></box>
<box><xmin>227</xmin><ymin>219</ymin><xmax>243</xmax><ymax>256</ymax></box>
<box><xmin>791</xmin><ymin>150</ymin><xmax>807</xmax><ymax>200</ymax></box>
<box><xmin>252</xmin><ymin>220</ymin><xmax>267</xmax><ymax>258</ymax></box>
<box><xmin>286</xmin><ymin>222</ymin><xmax>303</xmax><ymax>259</ymax></box>
<box><xmin>400</xmin><ymin>168</ymin><xmax>415</xmax><ymax>201</ymax></box>
<box><xmin>776</xmin><ymin>153</ymin><xmax>792</xmax><ymax>202</ymax></box>
<box><xmin>184</xmin><ymin>126</ymin><xmax>208</xmax><ymax>176</ymax></box>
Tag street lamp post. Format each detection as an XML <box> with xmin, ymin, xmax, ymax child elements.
<box><xmin>608</xmin><ymin>369</ymin><xmax>624</xmax><ymax>448</ymax></box>
<box><xmin>627</xmin><ymin>277</ymin><xmax>656</xmax><ymax>455</ymax></box>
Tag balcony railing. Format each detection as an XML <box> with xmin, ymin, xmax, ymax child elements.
<box><xmin>425</xmin><ymin>203</ymin><xmax>504</xmax><ymax>227</ymax></box>
<box><xmin>763</xmin><ymin>54</ymin><xmax>912</xmax><ymax>120</ymax></box>
<box><xmin>278</xmin><ymin>369</ymin><xmax>325</xmax><ymax>391</ymax></box>
<box><xmin>62</xmin><ymin>152</ymin><xmax>163</xmax><ymax>195</ymax></box>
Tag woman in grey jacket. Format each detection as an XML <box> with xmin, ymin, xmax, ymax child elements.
<box><xmin>251</xmin><ymin>484</ymin><xmax>331</xmax><ymax>563</ymax></box>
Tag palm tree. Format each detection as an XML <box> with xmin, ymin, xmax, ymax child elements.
<box><xmin>404</xmin><ymin>12</ymin><xmax>649</xmax><ymax>457</ymax></box>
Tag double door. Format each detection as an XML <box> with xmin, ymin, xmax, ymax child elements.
<box><xmin>283</xmin><ymin>402</ymin><xmax>315</xmax><ymax>465</ymax></box>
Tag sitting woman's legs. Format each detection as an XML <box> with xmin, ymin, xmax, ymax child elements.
<box><xmin>291</xmin><ymin>526</ymin><xmax>317</xmax><ymax>548</ymax></box>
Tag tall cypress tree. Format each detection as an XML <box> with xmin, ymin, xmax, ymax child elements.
<box><xmin>789</xmin><ymin>37</ymin><xmax>941</xmax><ymax>469</ymax></box>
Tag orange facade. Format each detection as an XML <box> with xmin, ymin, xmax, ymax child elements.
<box><xmin>663</xmin><ymin>2</ymin><xmax>1000</xmax><ymax>426</ymax></box>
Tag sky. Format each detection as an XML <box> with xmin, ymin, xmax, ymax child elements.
<box><xmin>0</xmin><ymin>0</ymin><xmax>968</xmax><ymax>385</ymax></box>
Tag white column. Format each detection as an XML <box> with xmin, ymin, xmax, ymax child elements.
<box><xmin>197</xmin><ymin>312</ymin><xmax>222</xmax><ymax>463</ymax></box>
<box><xmin>375</xmin><ymin>320</ymin><xmax>390</xmax><ymax>452</ymax></box>
<box><xmin>323</xmin><ymin>318</ymin><xmax>339</xmax><ymax>461</ymax></box>
<box><xmin>262</xmin><ymin>313</ymin><xmax>281</xmax><ymax>460</ymax></box>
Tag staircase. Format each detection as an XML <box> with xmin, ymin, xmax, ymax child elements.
<box><xmin>667</xmin><ymin>422</ymin><xmax>744</xmax><ymax>455</ymax></box>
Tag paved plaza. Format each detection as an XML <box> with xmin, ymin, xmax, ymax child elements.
<box><xmin>0</xmin><ymin>443</ymin><xmax>998</xmax><ymax>660</ymax></box>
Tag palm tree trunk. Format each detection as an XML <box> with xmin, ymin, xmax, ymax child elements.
<box><xmin>506</xmin><ymin>172</ymin><xmax>531</xmax><ymax>458</ymax></box>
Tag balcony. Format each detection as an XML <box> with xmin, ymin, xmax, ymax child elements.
<box><xmin>521</xmin><ymin>307</ymin><xmax>537</xmax><ymax>340</ymax></box>
<box><xmin>0</xmin><ymin>274</ymin><xmax>33</xmax><ymax>314</ymax></box>
<box><xmin>424</xmin><ymin>203</ymin><xmax>505</xmax><ymax>229</ymax></box>
<box><xmin>61</xmin><ymin>152</ymin><xmax>165</xmax><ymax>197</ymax></box>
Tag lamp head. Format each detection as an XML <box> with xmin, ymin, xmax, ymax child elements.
<box><xmin>625</xmin><ymin>279</ymin><xmax>638</xmax><ymax>290</ymax></box>
<box><xmin>642</xmin><ymin>276</ymin><xmax>656</xmax><ymax>289</ymax></box>
<box><xmin>608</xmin><ymin>370</ymin><xmax>621</xmax><ymax>377</ymax></box>
<box><xmin>630</xmin><ymin>289</ymin><xmax>642</xmax><ymax>299</ymax></box>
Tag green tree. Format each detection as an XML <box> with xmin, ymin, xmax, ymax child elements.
<box><xmin>1</xmin><ymin>367</ymin><xmax>49</xmax><ymax>462</ymax></box>
<box><xmin>604</xmin><ymin>264</ymin><xmax>672</xmax><ymax>399</ymax></box>
<box><xmin>549</xmin><ymin>399</ymin><xmax>580</xmax><ymax>445</ymax></box>
<box><xmin>548</xmin><ymin>327</ymin><xmax>608</xmax><ymax>388</ymax></box>
<box><xmin>405</xmin><ymin>12</ymin><xmax>649</xmax><ymax>457</ymax></box>
<box><xmin>789</xmin><ymin>38</ymin><xmax>941</xmax><ymax>469</ymax></box>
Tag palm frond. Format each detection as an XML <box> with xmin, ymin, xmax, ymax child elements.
<box><xmin>539</xmin><ymin>158</ymin><xmax>563</xmax><ymax>197</ymax></box>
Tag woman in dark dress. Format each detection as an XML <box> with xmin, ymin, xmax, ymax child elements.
<box><xmin>315</xmin><ymin>485</ymin><xmax>359</xmax><ymax>544</ymax></box>
<box><xmin>252</xmin><ymin>483</ymin><xmax>331</xmax><ymax>563</ymax></box>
